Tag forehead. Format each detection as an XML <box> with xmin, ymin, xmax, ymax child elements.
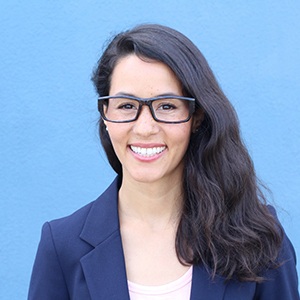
<box><xmin>109</xmin><ymin>54</ymin><xmax>182</xmax><ymax>97</ymax></box>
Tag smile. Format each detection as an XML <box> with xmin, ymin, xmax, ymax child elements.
<box><xmin>130</xmin><ymin>146</ymin><xmax>166</xmax><ymax>157</ymax></box>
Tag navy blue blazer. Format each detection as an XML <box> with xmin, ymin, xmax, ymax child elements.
<box><xmin>28</xmin><ymin>177</ymin><xmax>299</xmax><ymax>299</ymax></box>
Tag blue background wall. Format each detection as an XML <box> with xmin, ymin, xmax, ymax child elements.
<box><xmin>1</xmin><ymin>1</ymin><xmax>299</xmax><ymax>298</ymax></box>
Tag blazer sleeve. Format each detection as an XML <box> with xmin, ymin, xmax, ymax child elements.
<box><xmin>254</xmin><ymin>207</ymin><xmax>300</xmax><ymax>300</ymax></box>
<box><xmin>28</xmin><ymin>222</ymin><xmax>70</xmax><ymax>300</ymax></box>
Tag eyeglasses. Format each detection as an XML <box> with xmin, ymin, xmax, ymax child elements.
<box><xmin>98</xmin><ymin>95</ymin><xmax>195</xmax><ymax>124</ymax></box>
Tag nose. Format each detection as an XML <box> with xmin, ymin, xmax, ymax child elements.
<box><xmin>132</xmin><ymin>106</ymin><xmax>159</xmax><ymax>136</ymax></box>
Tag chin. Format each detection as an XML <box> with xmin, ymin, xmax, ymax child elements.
<box><xmin>123</xmin><ymin>168</ymin><xmax>161</xmax><ymax>183</ymax></box>
<box><xmin>131</xmin><ymin>174</ymin><xmax>162</xmax><ymax>184</ymax></box>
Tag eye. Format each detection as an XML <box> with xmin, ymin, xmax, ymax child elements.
<box><xmin>157</xmin><ymin>102</ymin><xmax>177</xmax><ymax>110</ymax></box>
<box><xmin>114</xmin><ymin>99</ymin><xmax>139</xmax><ymax>110</ymax></box>
<box><xmin>118</xmin><ymin>103</ymin><xmax>136</xmax><ymax>110</ymax></box>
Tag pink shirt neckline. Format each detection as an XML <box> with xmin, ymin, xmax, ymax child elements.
<box><xmin>128</xmin><ymin>266</ymin><xmax>193</xmax><ymax>298</ymax></box>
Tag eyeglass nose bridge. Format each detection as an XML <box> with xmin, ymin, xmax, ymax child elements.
<box><xmin>135</xmin><ymin>99</ymin><xmax>158</xmax><ymax>121</ymax></box>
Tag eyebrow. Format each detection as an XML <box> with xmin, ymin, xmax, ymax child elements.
<box><xmin>113</xmin><ymin>92</ymin><xmax>182</xmax><ymax>98</ymax></box>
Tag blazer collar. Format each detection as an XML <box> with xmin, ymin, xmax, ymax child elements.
<box><xmin>80</xmin><ymin>176</ymin><xmax>121</xmax><ymax>246</ymax></box>
<box><xmin>79</xmin><ymin>177</ymin><xmax>130</xmax><ymax>300</ymax></box>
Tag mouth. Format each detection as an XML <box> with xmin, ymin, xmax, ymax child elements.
<box><xmin>130</xmin><ymin>145</ymin><xmax>166</xmax><ymax>157</ymax></box>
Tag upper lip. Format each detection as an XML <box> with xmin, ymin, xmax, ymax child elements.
<box><xmin>129</xmin><ymin>143</ymin><xmax>166</xmax><ymax>148</ymax></box>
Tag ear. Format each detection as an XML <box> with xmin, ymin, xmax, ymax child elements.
<box><xmin>103</xmin><ymin>120</ymin><xmax>109</xmax><ymax>133</ymax></box>
<box><xmin>192</xmin><ymin>110</ymin><xmax>204</xmax><ymax>133</ymax></box>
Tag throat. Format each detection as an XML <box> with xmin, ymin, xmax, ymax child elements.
<box><xmin>118</xmin><ymin>186</ymin><xmax>183</xmax><ymax>230</ymax></box>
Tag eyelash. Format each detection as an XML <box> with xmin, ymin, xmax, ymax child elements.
<box><xmin>157</xmin><ymin>103</ymin><xmax>177</xmax><ymax>110</ymax></box>
<box><xmin>118</xmin><ymin>103</ymin><xmax>138</xmax><ymax>110</ymax></box>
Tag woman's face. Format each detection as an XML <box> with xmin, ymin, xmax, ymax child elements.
<box><xmin>105</xmin><ymin>54</ymin><xmax>193</xmax><ymax>185</ymax></box>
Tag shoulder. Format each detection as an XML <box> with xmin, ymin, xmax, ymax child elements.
<box><xmin>266</xmin><ymin>205</ymin><xmax>297</xmax><ymax>264</ymax></box>
<box><xmin>46</xmin><ymin>200</ymin><xmax>94</xmax><ymax>242</ymax></box>
<box><xmin>46</xmin><ymin>176</ymin><xmax>120</xmax><ymax>241</ymax></box>
<box><xmin>28</xmin><ymin>177</ymin><xmax>121</xmax><ymax>299</ymax></box>
<box><xmin>223</xmin><ymin>205</ymin><xmax>299</xmax><ymax>299</ymax></box>
<box><xmin>255</xmin><ymin>205</ymin><xmax>299</xmax><ymax>299</ymax></box>
<box><xmin>40</xmin><ymin>176</ymin><xmax>120</xmax><ymax>256</ymax></box>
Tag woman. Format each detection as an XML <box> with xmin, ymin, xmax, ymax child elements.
<box><xmin>28</xmin><ymin>24</ymin><xmax>299</xmax><ymax>299</ymax></box>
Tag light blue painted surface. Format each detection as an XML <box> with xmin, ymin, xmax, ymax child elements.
<box><xmin>1</xmin><ymin>1</ymin><xmax>299</xmax><ymax>298</ymax></box>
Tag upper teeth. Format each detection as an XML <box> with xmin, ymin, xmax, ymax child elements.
<box><xmin>130</xmin><ymin>146</ymin><xmax>166</xmax><ymax>156</ymax></box>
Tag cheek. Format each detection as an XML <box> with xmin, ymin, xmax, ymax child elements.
<box><xmin>106</xmin><ymin>124</ymin><xmax>129</xmax><ymax>149</ymax></box>
<box><xmin>174</xmin><ymin>123</ymin><xmax>192</xmax><ymax>141</ymax></box>
<box><xmin>169</xmin><ymin>125</ymin><xmax>192</xmax><ymax>151</ymax></box>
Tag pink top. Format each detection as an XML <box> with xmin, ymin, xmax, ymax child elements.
<box><xmin>128</xmin><ymin>266</ymin><xmax>193</xmax><ymax>300</ymax></box>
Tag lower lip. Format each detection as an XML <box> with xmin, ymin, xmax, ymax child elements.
<box><xmin>129</xmin><ymin>147</ymin><xmax>166</xmax><ymax>162</ymax></box>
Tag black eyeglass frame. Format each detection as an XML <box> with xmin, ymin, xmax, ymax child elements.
<box><xmin>97</xmin><ymin>95</ymin><xmax>196</xmax><ymax>124</ymax></box>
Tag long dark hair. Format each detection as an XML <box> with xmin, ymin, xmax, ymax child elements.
<box><xmin>92</xmin><ymin>24</ymin><xmax>282</xmax><ymax>282</ymax></box>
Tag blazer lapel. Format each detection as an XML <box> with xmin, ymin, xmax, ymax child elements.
<box><xmin>190</xmin><ymin>264</ymin><xmax>226</xmax><ymax>300</ymax></box>
<box><xmin>79</xmin><ymin>177</ymin><xmax>130</xmax><ymax>300</ymax></box>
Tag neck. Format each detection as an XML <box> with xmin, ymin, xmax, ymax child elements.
<box><xmin>118</xmin><ymin>175</ymin><xmax>183</xmax><ymax>229</ymax></box>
